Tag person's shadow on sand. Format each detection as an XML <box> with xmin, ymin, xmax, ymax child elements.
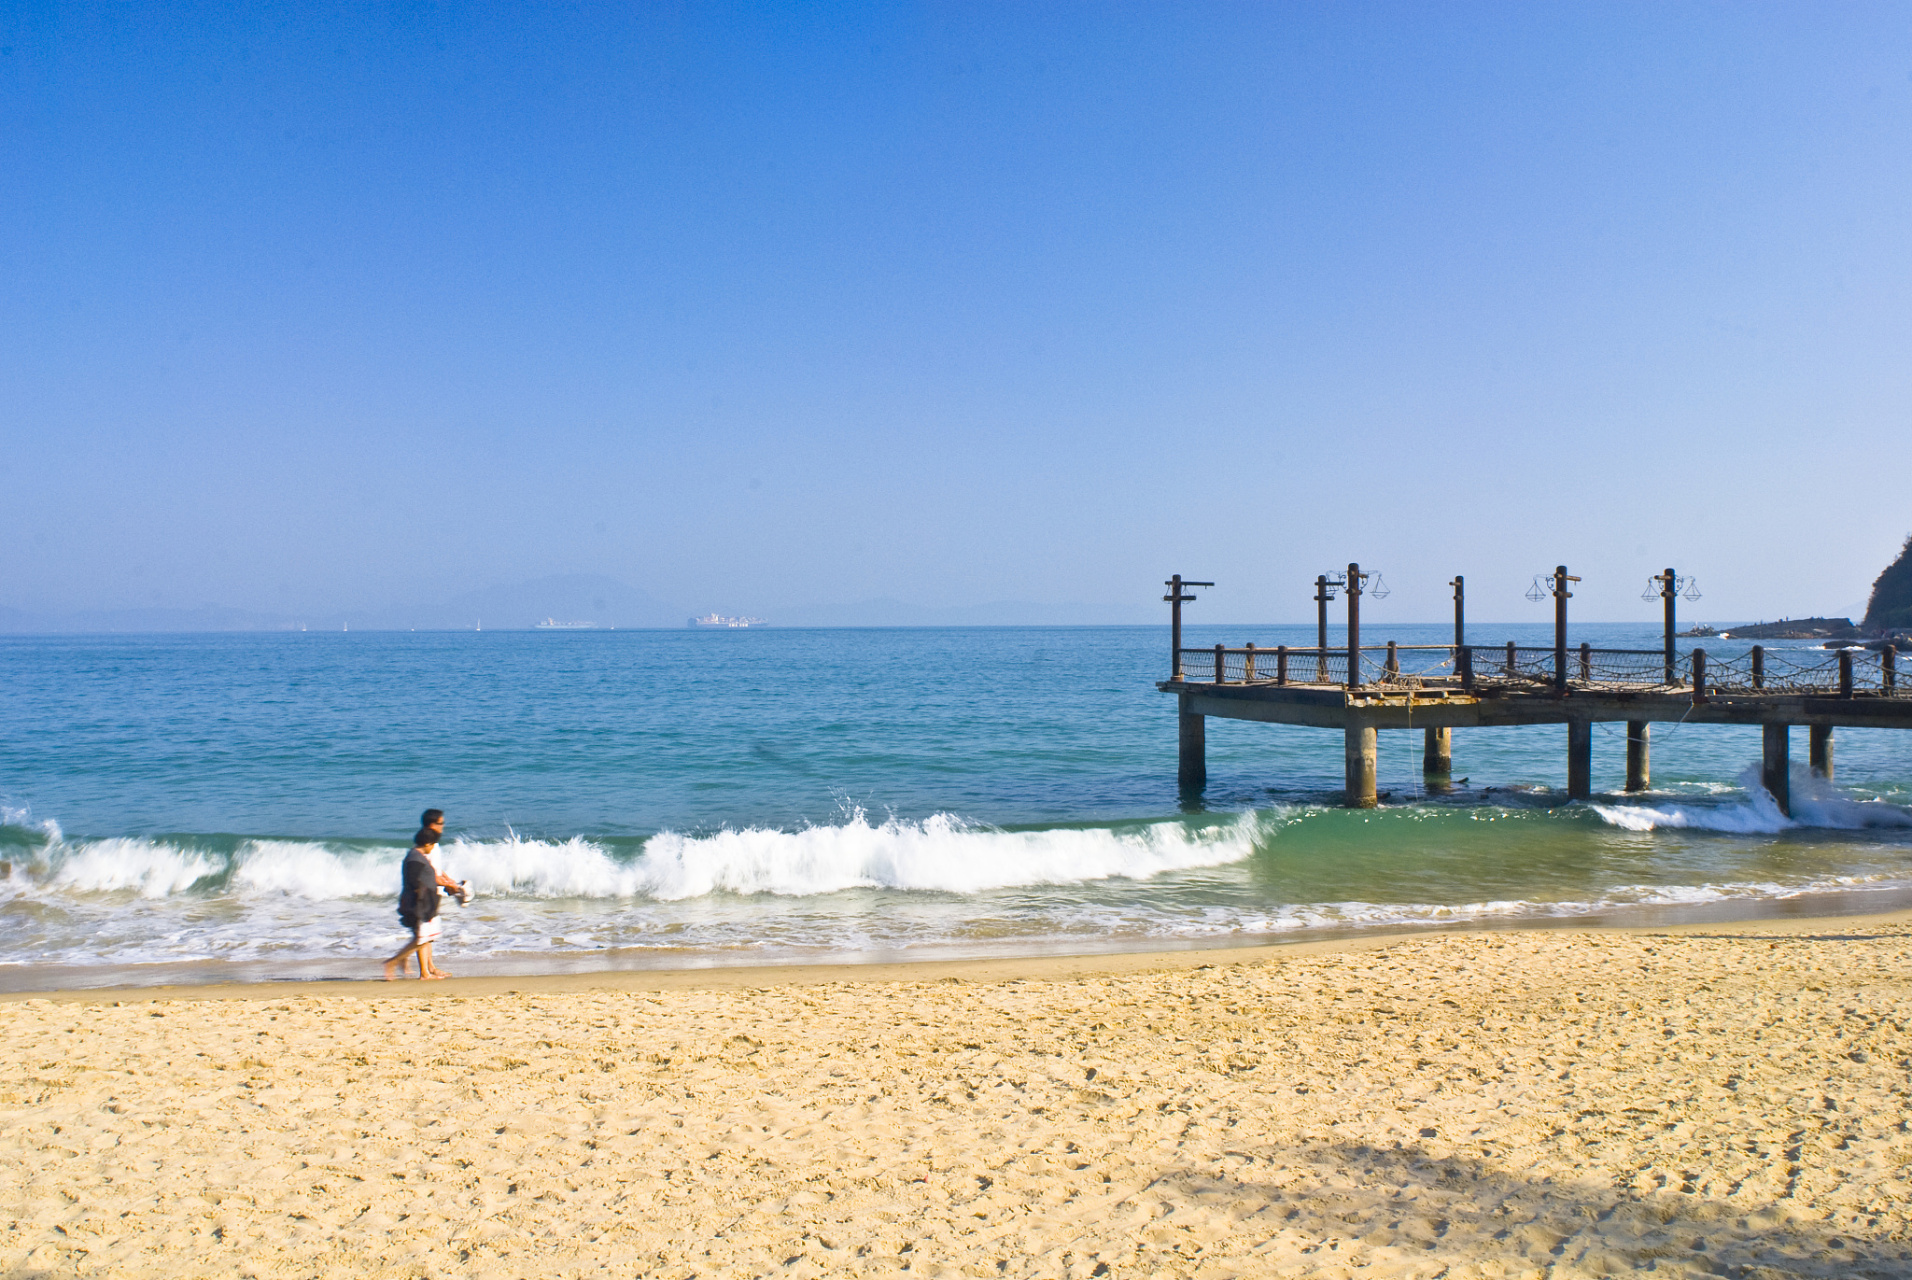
<box><xmin>1133</xmin><ymin>1143</ymin><xmax>1912</xmax><ymax>1278</ymax></box>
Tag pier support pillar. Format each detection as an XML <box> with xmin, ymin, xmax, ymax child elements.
<box><xmin>1422</xmin><ymin>726</ymin><xmax>1452</xmax><ymax>788</ymax></box>
<box><xmin>1625</xmin><ymin>721</ymin><xmax>1650</xmax><ymax>792</ymax></box>
<box><xmin>1809</xmin><ymin>725</ymin><xmax>1833</xmax><ymax>782</ymax></box>
<box><xmin>1177</xmin><ymin>696</ymin><xmax>1206</xmax><ymax>792</ymax></box>
<box><xmin>1344</xmin><ymin>720</ymin><xmax>1378</xmax><ymax>809</ymax></box>
<box><xmin>1762</xmin><ymin>723</ymin><xmax>1791</xmax><ymax>817</ymax></box>
<box><xmin>1567</xmin><ymin>720</ymin><xmax>1592</xmax><ymax>801</ymax></box>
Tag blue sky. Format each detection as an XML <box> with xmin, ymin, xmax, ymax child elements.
<box><xmin>5</xmin><ymin>2</ymin><xmax>1910</xmax><ymax>623</ymax></box>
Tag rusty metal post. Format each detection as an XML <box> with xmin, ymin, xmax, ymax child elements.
<box><xmin>1662</xmin><ymin>567</ymin><xmax>1678</xmax><ymax>685</ymax></box>
<box><xmin>1386</xmin><ymin>639</ymin><xmax>1399</xmax><ymax>677</ymax></box>
<box><xmin>1214</xmin><ymin>643</ymin><xmax>1225</xmax><ymax>684</ymax></box>
<box><xmin>1552</xmin><ymin>565</ymin><xmax>1571</xmax><ymax>694</ymax></box>
<box><xmin>1459</xmin><ymin>645</ymin><xmax>1474</xmax><ymax>691</ymax></box>
<box><xmin>1169</xmin><ymin>574</ymin><xmax>1182</xmax><ymax>677</ymax></box>
<box><xmin>1839</xmin><ymin>649</ymin><xmax>1854</xmax><ymax>697</ymax></box>
<box><xmin>1346</xmin><ymin>562</ymin><xmax>1363</xmax><ymax>689</ymax></box>
<box><xmin>1751</xmin><ymin>645</ymin><xmax>1764</xmax><ymax>689</ymax></box>
<box><xmin>1244</xmin><ymin>641</ymin><xmax>1256</xmax><ymax>682</ymax></box>
<box><xmin>1164</xmin><ymin>576</ymin><xmax>1211</xmax><ymax>680</ymax></box>
<box><xmin>1178</xmin><ymin>694</ymin><xmax>1205</xmax><ymax>792</ymax></box>
<box><xmin>1693</xmin><ymin>649</ymin><xmax>1707</xmax><ymax>702</ymax></box>
<box><xmin>1276</xmin><ymin>645</ymin><xmax>1288</xmax><ymax>686</ymax></box>
<box><xmin>1315</xmin><ymin>575</ymin><xmax>1331</xmax><ymax>683</ymax></box>
<box><xmin>1505</xmin><ymin>640</ymin><xmax>1517</xmax><ymax>677</ymax></box>
<box><xmin>1625</xmin><ymin>722</ymin><xmax>1650</xmax><ymax>792</ymax></box>
<box><xmin>1761</xmin><ymin>723</ymin><xmax>1790</xmax><ymax>816</ymax></box>
<box><xmin>1452</xmin><ymin>575</ymin><xmax>1464</xmax><ymax>648</ymax></box>
<box><xmin>1886</xmin><ymin>644</ymin><xmax>1898</xmax><ymax>694</ymax></box>
<box><xmin>1578</xmin><ymin>641</ymin><xmax>1591</xmax><ymax>683</ymax></box>
<box><xmin>1567</xmin><ymin>720</ymin><xmax>1592</xmax><ymax>800</ymax></box>
<box><xmin>1344</xmin><ymin>718</ymin><xmax>1378</xmax><ymax>808</ymax></box>
<box><xmin>1809</xmin><ymin>725</ymin><xmax>1833</xmax><ymax>781</ymax></box>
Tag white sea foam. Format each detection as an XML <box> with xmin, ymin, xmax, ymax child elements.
<box><xmin>448</xmin><ymin>834</ymin><xmax>651</xmax><ymax>899</ymax></box>
<box><xmin>1591</xmin><ymin>764</ymin><xmax>1912</xmax><ymax>834</ymax></box>
<box><xmin>10</xmin><ymin>812</ymin><xmax>1265</xmax><ymax>904</ymax></box>
<box><xmin>0</xmin><ymin>803</ymin><xmax>60</xmax><ymax>844</ymax></box>
<box><xmin>44</xmin><ymin>838</ymin><xmax>223</xmax><ymax>898</ymax></box>
<box><xmin>228</xmin><ymin>841</ymin><xmax>401</xmax><ymax>899</ymax></box>
<box><xmin>632</xmin><ymin>810</ymin><xmax>1263</xmax><ymax>900</ymax></box>
<box><xmin>1590</xmin><ymin>792</ymin><xmax>1792</xmax><ymax>834</ymax></box>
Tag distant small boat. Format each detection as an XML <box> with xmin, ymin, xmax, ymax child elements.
<box><xmin>688</xmin><ymin>613</ymin><xmax>767</xmax><ymax>629</ymax></box>
<box><xmin>535</xmin><ymin>618</ymin><xmax>597</xmax><ymax>630</ymax></box>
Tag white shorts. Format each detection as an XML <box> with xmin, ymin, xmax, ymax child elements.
<box><xmin>413</xmin><ymin>917</ymin><xmax>442</xmax><ymax>943</ymax></box>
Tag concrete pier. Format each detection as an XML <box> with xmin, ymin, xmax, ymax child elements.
<box><xmin>1762</xmin><ymin>723</ymin><xmax>1791</xmax><ymax>816</ymax></box>
<box><xmin>1159</xmin><ymin>584</ymin><xmax>1912</xmax><ymax>807</ymax></box>
<box><xmin>1625</xmin><ymin>721</ymin><xmax>1650</xmax><ymax>792</ymax></box>
<box><xmin>1177</xmin><ymin>698</ymin><xmax>1205</xmax><ymax>792</ymax></box>
<box><xmin>1567</xmin><ymin>720</ymin><xmax>1592</xmax><ymax>801</ymax></box>
<box><xmin>1810</xmin><ymin>724</ymin><xmax>1834</xmax><ymax>781</ymax></box>
<box><xmin>1422</xmin><ymin>726</ymin><xmax>1451</xmax><ymax>785</ymax></box>
<box><xmin>1345</xmin><ymin>720</ymin><xmax>1378</xmax><ymax>808</ymax></box>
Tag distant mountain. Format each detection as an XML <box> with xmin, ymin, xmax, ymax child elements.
<box><xmin>0</xmin><ymin>579</ymin><xmax>1162</xmax><ymax>633</ymax></box>
<box><xmin>772</xmin><ymin>598</ymin><xmax>1155</xmax><ymax>627</ymax></box>
<box><xmin>0</xmin><ymin>575</ymin><xmax>688</xmax><ymax>634</ymax></box>
<box><xmin>419</xmin><ymin>575</ymin><xmax>685</xmax><ymax>630</ymax></box>
<box><xmin>0</xmin><ymin>604</ymin><xmax>299</xmax><ymax>633</ymax></box>
<box><xmin>1863</xmin><ymin>536</ymin><xmax>1912</xmax><ymax>632</ymax></box>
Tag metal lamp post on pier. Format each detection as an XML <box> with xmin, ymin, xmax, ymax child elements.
<box><xmin>1165</xmin><ymin>575</ymin><xmax>1213</xmax><ymax>793</ymax></box>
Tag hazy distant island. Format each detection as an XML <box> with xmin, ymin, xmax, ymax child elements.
<box><xmin>1717</xmin><ymin>617</ymin><xmax>1861</xmax><ymax>641</ymax></box>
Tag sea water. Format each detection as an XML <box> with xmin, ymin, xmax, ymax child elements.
<box><xmin>1</xmin><ymin>624</ymin><xmax>1909</xmax><ymax>989</ymax></box>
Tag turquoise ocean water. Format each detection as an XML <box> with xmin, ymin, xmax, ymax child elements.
<box><xmin>2</xmin><ymin>623</ymin><xmax>1909</xmax><ymax>989</ymax></box>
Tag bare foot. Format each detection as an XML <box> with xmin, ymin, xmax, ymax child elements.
<box><xmin>422</xmin><ymin>971</ymin><xmax>447</xmax><ymax>980</ymax></box>
<box><xmin>382</xmin><ymin>961</ymin><xmax>402</xmax><ymax>981</ymax></box>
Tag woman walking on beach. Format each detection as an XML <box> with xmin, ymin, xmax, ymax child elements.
<box><xmin>383</xmin><ymin>810</ymin><xmax>466</xmax><ymax>980</ymax></box>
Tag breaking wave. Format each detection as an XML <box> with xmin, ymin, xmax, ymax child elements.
<box><xmin>1590</xmin><ymin>765</ymin><xmax>1912</xmax><ymax>834</ymax></box>
<box><xmin>3</xmin><ymin>809</ymin><xmax>1266</xmax><ymax>903</ymax></box>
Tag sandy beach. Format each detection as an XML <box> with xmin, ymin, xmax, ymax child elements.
<box><xmin>4</xmin><ymin>918</ymin><xmax>1910</xmax><ymax>1278</ymax></box>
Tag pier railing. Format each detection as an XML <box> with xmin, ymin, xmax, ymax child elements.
<box><xmin>1174</xmin><ymin>643</ymin><xmax>1907</xmax><ymax>698</ymax></box>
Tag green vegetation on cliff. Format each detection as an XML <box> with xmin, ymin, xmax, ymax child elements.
<box><xmin>1863</xmin><ymin>535</ymin><xmax>1912</xmax><ymax>631</ymax></box>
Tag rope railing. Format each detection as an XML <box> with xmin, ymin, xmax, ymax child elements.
<box><xmin>1171</xmin><ymin>643</ymin><xmax>1912</xmax><ymax>698</ymax></box>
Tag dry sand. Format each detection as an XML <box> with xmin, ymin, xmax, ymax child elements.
<box><xmin>4</xmin><ymin>919</ymin><xmax>1911</xmax><ymax>1278</ymax></box>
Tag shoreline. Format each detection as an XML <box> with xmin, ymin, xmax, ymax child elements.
<box><xmin>9</xmin><ymin>899</ymin><xmax>1912</xmax><ymax>1004</ymax></box>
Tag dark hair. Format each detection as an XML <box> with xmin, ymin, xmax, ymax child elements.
<box><xmin>421</xmin><ymin>809</ymin><xmax>444</xmax><ymax>827</ymax></box>
<box><xmin>413</xmin><ymin>828</ymin><xmax>441</xmax><ymax>848</ymax></box>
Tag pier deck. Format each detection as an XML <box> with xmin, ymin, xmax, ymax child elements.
<box><xmin>1157</xmin><ymin>618</ymin><xmax>1909</xmax><ymax>813</ymax></box>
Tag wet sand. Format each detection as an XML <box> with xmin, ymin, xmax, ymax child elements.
<box><xmin>4</xmin><ymin>915</ymin><xmax>1911</xmax><ymax>1277</ymax></box>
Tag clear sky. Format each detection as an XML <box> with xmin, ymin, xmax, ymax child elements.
<box><xmin>5</xmin><ymin>2</ymin><xmax>1910</xmax><ymax>624</ymax></box>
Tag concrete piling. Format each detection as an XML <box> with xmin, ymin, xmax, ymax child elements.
<box><xmin>1422</xmin><ymin>726</ymin><xmax>1452</xmax><ymax>786</ymax></box>
<box><xmin>1178</xmin><ymin>696</ymin><xmax>1206</xmax><ymax>792</ymax></box>
<box><xmin>1625</xmin><ymin>721</ymin><xmax>1650</xmax><ymax>792</ymax></box>
<box><xmin>1345</xmin><ymin>720</ymin><xmax>1378</xmax><ymax>808</ymax></box>
<box><xmin>1809</xmin><ymin>724</ymin><xmax>1833</xmax><ymax>781</ymax></box>
<box><xmin>1567</xmin><ymin>720</ymin><xmax>1592</xmax><ymax>800</ymax></box>
<box><xmin>1762</xmin><ymin>723</ymin><xmax>1790</xmax><ymax>816</ymax></box>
